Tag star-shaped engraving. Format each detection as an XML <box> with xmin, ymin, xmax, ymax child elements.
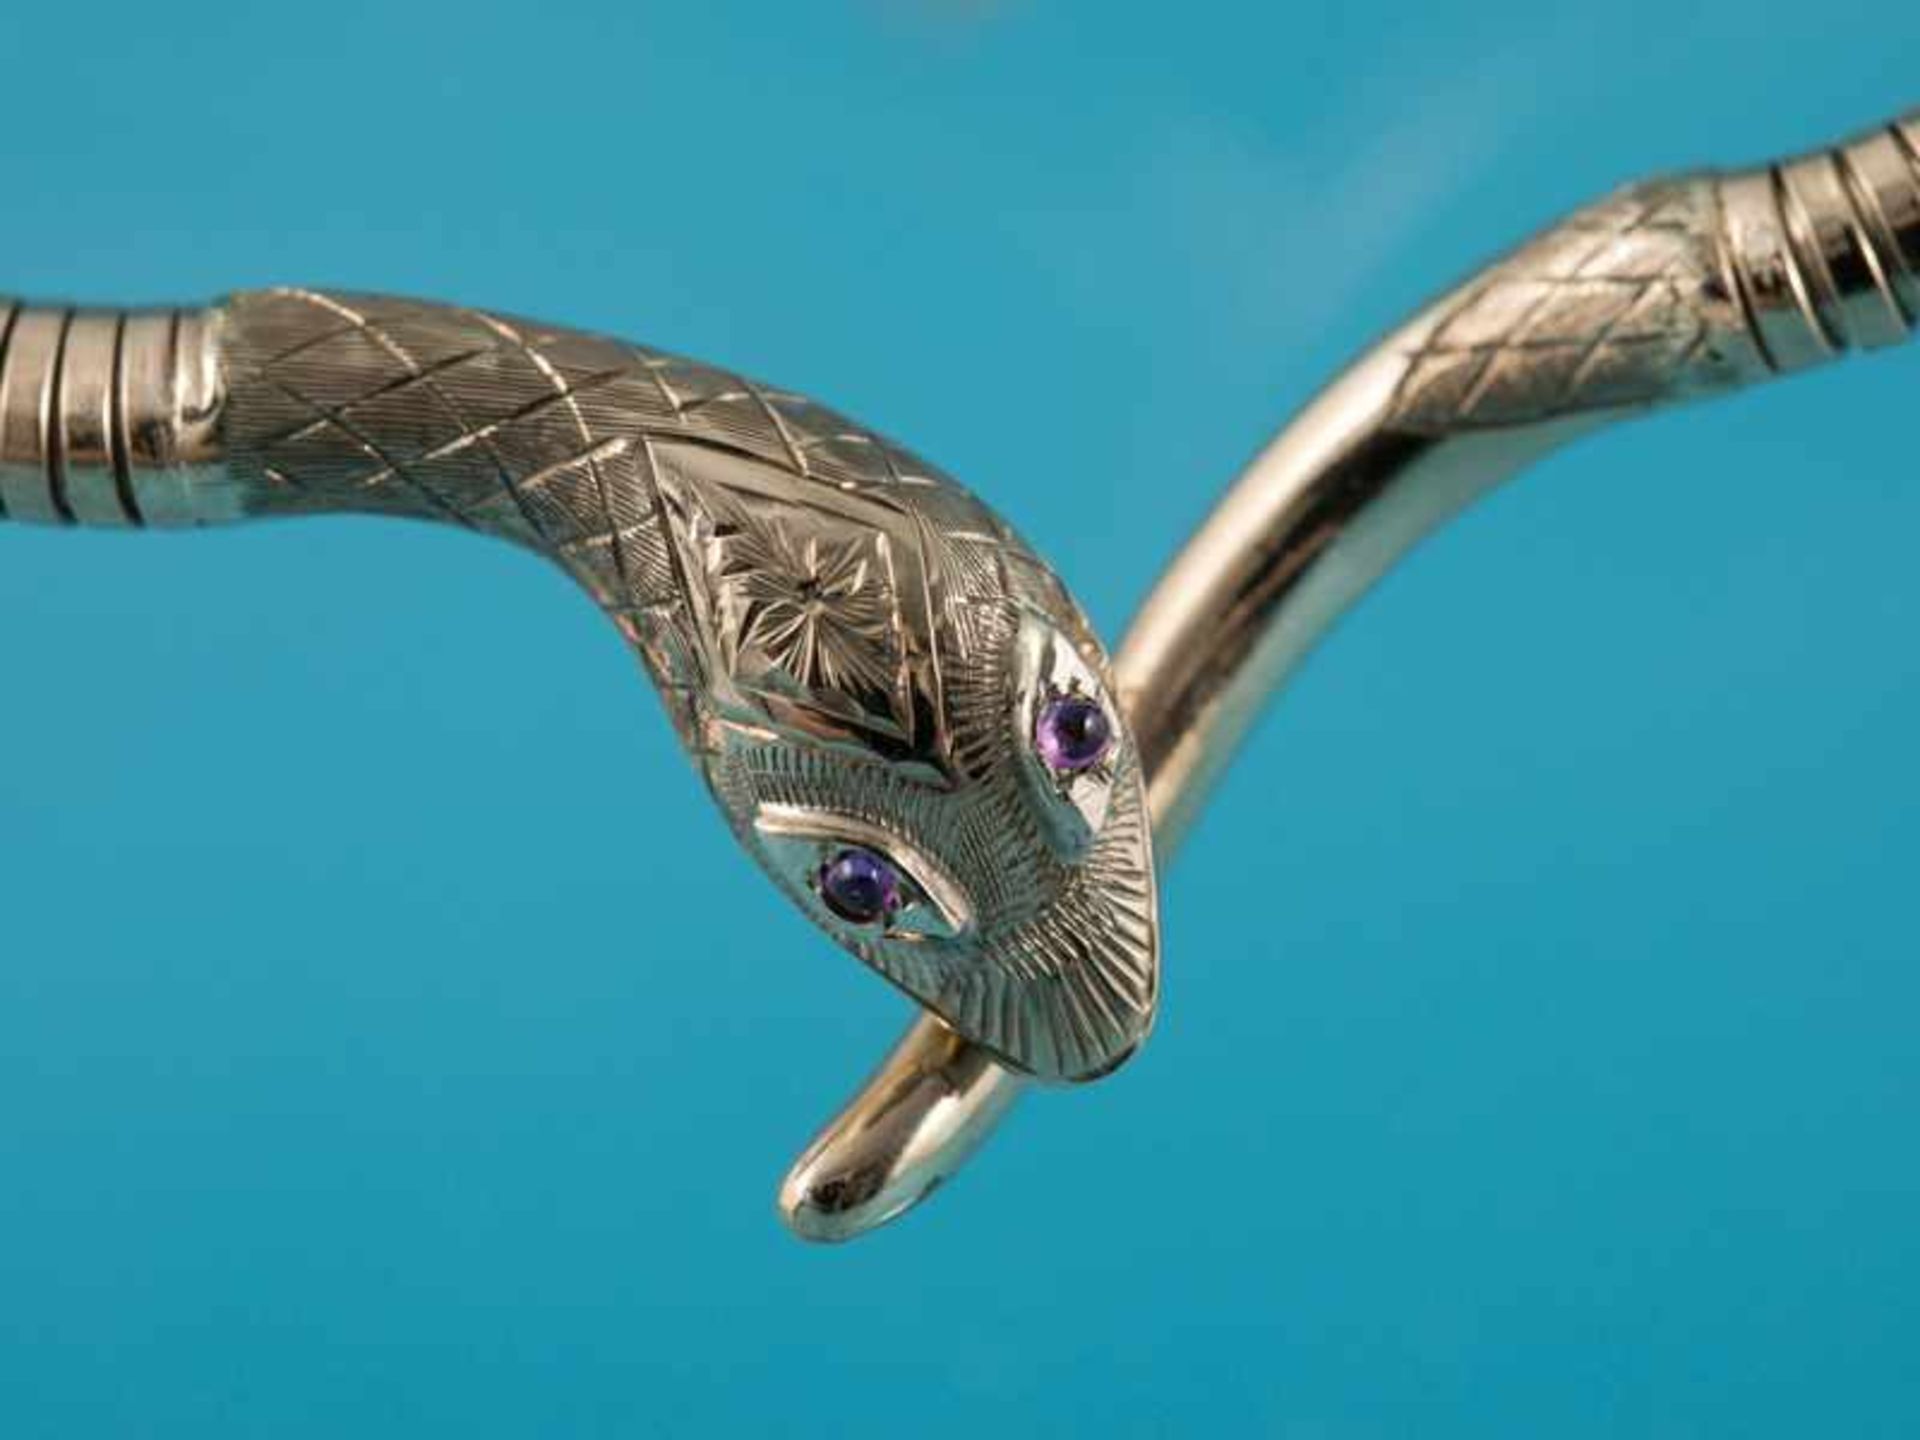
<box><xmin>711</xmin><ymin>517</ymin><xmax>900</xmax><ymax>716</ymax></box>
<box><xmin>652</xmin><ymin>438</ymin><xmax>940</xmax><ymax>754</ymax></box>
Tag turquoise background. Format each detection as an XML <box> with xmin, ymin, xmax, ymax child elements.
<box><xmin>3</xmin><ymin>3</ymin><xmax>1918</xmax><ymax>1435</ymax></box>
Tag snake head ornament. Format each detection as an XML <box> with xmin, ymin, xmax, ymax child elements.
<box><xmin>0</xmin><ymin>289</ymin><xmax>1159</xmax><ymax>1084</ymax></box>
<box><xmin>644</xmin><ymin>387</ymin><xmax>1160</xmax><ymax>1083</ymax></box>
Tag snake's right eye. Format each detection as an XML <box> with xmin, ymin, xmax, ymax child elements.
<box><xmin>1034</xmin><ymin>691</ymin><xmax>1114</xmax><ymax>775</ymax></box>
<box><xmin>1013</xmin><ymin>616</ymin><xmax>1122</xmax><ymax>860</ymax></box>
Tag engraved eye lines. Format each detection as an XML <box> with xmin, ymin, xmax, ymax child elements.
<box><xmin>815</xmin><ymin>846</ymin><xmax>902</xmax><ymax>926</ymax></box>
<box><xmin>1013</xmin><ymin>614</ymin><xmax>1121</xmax><ymax>858</ymax></box>
<box><xmin>795</xmin><ymin>676</ymin><xmax>1119</xmax><ymax>934</ymax></box>
<box><xmin>806</xmin><ymin>837</ymin><xmax>959</xmax><ymax>940</ymax></box>
<box><xmin>1033</xmin><ymin>687</ymin><xmax>1113</xmax><ymax>778</ymax></box>
<box><xmin>752</xmin><ymin>804</ymin><xmax>972</xmax><ymax>942</ymax></box>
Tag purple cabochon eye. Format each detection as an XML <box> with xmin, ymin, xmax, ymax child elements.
<box><xmin>817</xmin><ymin>847</ymin><xmax>903</xmax><ymax>926</ymax></box>
<box><xmin>1034</xmin><ymin>692</ymin><xmax>1113</xmax><ymax>774</ymax></box>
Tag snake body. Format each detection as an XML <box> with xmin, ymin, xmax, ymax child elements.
<box><xmin>0</xmin><ymin>289</ymin><xmax>1159</xmax><ymax>1084</ymax></box>
<box><xmin>5</xmin><ymin>109</ymin><xmax>1917</xmax><ymax>1241</ymax></box>
<box><xmin>781</xmin><ymin>110</ymin><xmax>1920</xmax><ymax>1239</ymax></box>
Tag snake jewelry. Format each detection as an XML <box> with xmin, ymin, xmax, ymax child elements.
<box><xmin>2</xmin><ymin>109</ymin><xmax>1916</xmax><ymax>1242</ymax></box>
<box><xmin>779</xmin><ymin>107</ymin><xmax>1920</xmax><ymax>1239</ymax></box>
<box><xmin>0</xmin><ymin>295</ymin><xmax>1160</xmax><ymax>1080</ymax></box>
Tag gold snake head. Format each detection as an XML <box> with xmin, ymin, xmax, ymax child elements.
<box><xmin>649</xmin><ymin>438</ymin><xmax>1159</xmax><ymax>1082</ymax></box>
<box><xmin>0</xmin><ymin>285</ymin><xmax>1160</xmax><ymax>1089</ymax></box>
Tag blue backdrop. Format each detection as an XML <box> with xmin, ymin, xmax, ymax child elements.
<box><xmin>3</xmin><ymin>3</ymin><xmax>1917</xmax><ymax>1435</ymax></box>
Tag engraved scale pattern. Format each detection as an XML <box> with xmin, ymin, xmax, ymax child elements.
<box><xmin>221</xmin><ymin>289</ymin><xmax>1000</xmax><ymax>737</ymax></box>
<box><xmin>219</xmin><ymin>287</ymin><xmax>1157</xmax><ymax>1080</ymax></box>
<box><xmin>224</xmin><ymin>289</ymin><xmax>947</xmax><ymax>551</ymax></box>
<box><xmin>1386</xmin><ymin>180</ymin><xmax>1762</xmax><ymax>432</ymax></box>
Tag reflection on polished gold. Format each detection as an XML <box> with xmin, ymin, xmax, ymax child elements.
<box><xmin>778</xmin><ymin>107</ymin><xmax>1920</xmax><ymax>1241</ymax></box>
<box><xmin>1</xmin><ymin>109</ymin><xmax>1915</xmax><ymax>1241</ymax></box>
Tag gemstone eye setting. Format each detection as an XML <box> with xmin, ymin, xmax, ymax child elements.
<box><xmin>1012</xmin><ymin>617</ymin><xmax>1122</xmax><ymax>860</ymax></box>
<box><xmin>1034</xmin><ymin>691</ymin><xmax>1113</xmax><ymax>774</ymax></box>
<box><xmin>753</xmin><ymin>805</ymin><xmax>972</xmax><ymax>941</ymax></box>
<box><xmin>816</xmin><ymin>846</ymin><xmax>904</xmax><ymax>926</ymax></box>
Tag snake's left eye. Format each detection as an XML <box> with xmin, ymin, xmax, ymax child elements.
<box><xmin>815</xmin><ymin>847</ymin><xmax>903</xmax><ymax>926</ymax></box>
<box><xmin>751</xmin><ymin>806</ymin><xmax>972</xmax><ymax>942</ymax></box>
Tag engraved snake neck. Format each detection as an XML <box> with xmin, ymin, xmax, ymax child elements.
<box><xmin>0</xmin><ymin>286</ymin><xmax>1162</xmax><ymax>1087</ymax></box>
